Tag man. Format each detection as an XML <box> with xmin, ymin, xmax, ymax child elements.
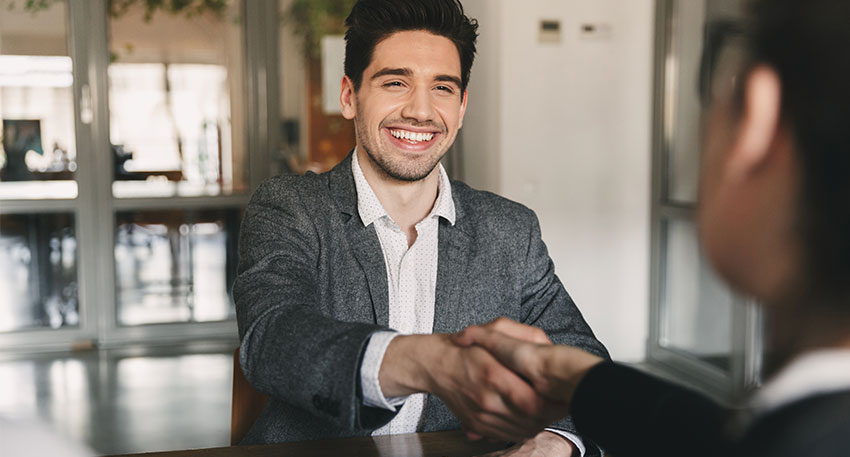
<box><xmin>233</xmin><ymin>0</ymin><xmax>608</xmax><ymax>455</ymax></box>
<box><xmin>456</xmin><ymin>0</ymin><xmax>850</xmax><ymax>456</ymax></box>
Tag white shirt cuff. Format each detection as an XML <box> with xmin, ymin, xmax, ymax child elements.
<box><xmin>360</xmin><ymin>331</ymin><xmax>409</xmax><ymax>410</ymax></box>
<box><xmin>545</xmin><ymin>428</ymin><xmax>586</xmax><ymax>457</ymax></box>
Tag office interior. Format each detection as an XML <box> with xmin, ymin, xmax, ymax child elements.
<box><xmin>0</xmin><ymin>0</ymin><xmax>756</xmax><ymax>454</ymax></box>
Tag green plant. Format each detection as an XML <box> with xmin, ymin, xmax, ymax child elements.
<box><xmin>109</xmin><ymin>0</ymin><xmax>228</xmax><ymax>22</ymax></box>
<box><xmin>284</xmin><ymin>0</ymin><xmax>356</xmax><ymax>59</ymax></box>
<box><xmin>4</xmin><ymin>0</ymin><xmax>228</xmax><ymax>22</ymax></box>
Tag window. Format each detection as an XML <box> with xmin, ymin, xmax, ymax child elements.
<box><xmin>648</xmin><ymin>0</ymin><xmax>762</xmax><ymax>399</ymax></box>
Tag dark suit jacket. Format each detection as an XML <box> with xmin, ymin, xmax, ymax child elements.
<box><xmin>233</xmin><ymin>154</ymin><xmax>609</xmax><ymax>445</ymax></box>
<box><xmin>573</xmin><ymin>362</ymin><xmax>850</xmax><ymax>457</ymax></box>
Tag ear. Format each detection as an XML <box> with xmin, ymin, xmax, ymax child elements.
<box><xmin>727</xmin><ymin>65</ymin><xmax>783</xmax><ymax>179</ymax></box>
<box><xmin>458</xmin><ymin>90</ymin><xmax>469</xmax><ymax>129</ymax></box>
<box><xmin>340</xmin><ymin>75</ymin><xmax>357</xmax><ymax>120</ymax></box>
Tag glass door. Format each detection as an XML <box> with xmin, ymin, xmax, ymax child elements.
<box><xmin>0</xmin><ymin>0</ymin><xmax>95</xmax><ymax>350</ymax></box>
<box><xmin>105</xmin><ymin>0</ymin><xmax>246</xmax><ymax>331</ymax></box>
<box><xmin>0</xmin><ymin>0</ymin><xmax>280</xmax><ymax>351</ymax></box>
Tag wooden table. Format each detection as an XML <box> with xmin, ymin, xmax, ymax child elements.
<box><xmin>109</xmin><ymin>431</ymin><xmax>509</xmax><ymax>457</ymax></box>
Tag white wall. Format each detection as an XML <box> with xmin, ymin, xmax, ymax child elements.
<box><xmin>461</xmin><ymin>0</ymin><xmax>655</xmax><ymax>362</ymax></box>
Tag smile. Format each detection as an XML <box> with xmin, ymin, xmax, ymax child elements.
<box><xmin>388</xmin><ymin>128</ymin><xmax>436</xmax><ymax>144</ymax></box>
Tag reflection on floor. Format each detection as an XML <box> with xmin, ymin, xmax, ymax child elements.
<box><xmin>0</xmin><ymin>343</ymin><xmax>234</xmax><ymax>455</ymax></box>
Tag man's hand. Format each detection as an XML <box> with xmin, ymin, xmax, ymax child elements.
<box><xmin>454</xmin><ymin>318</ymin><xmax>604</xmax><ymax>407</ymax></box>
<box><xmin>379</xmin><ymin>333</ymin><xmax>564</xmax><ymax>442</ymax></box>
<box><xmin>477</xmin><ymin>431</ymin><xmax>576</xmax><ymax>457</ymax></box>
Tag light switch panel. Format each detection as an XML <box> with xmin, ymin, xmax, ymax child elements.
<box><xmin>539</xmin><ymin>20</ymin><xmax>562</xmax><ymax>44</ymax></box>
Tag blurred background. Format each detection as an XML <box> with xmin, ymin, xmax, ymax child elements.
<box><xmin>0</xmin><ymin>0</ymin><xmax>757</xmax><ymax>454</ymax></box>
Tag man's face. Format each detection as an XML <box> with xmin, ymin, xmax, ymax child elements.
<box><xmin>341</xmin><ymin>30</ymin><xmax>468</xmax><ymax>182</ymax></box>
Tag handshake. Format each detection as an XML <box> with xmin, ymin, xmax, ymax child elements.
<box><xmin>379</xmin><ymin>318</ymin><xmax>604</xmax><ymax>444</ymax></box>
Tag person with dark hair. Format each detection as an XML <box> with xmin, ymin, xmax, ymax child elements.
<box><xmin>233</xmin><ymin>0</ymin><xmax>607</xmax><ymax>455</ymax></box>
<box><xmin>456</xmin><ymin>0</ymin><xmax>850</xmax><ymax>456</ymax></box>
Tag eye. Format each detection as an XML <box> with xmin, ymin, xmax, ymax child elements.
<box><xmin>435</xmin><ymin>85</ymin><xmax>455</xmax><ymax>94</ymax></box>
<box><xmin>383</xmin><ymin>81</ymin><xmax>404</xmax><ymax>88</ymax></box>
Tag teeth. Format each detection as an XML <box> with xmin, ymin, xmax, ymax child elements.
<box><xmin>390</xmin><ymin>129</ymin><xmax>435</xmax><ymax>143</ymax></box>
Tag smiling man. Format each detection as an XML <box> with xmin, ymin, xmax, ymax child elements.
<box><xmin>233</xmin><ymin>1</ymin><xmax>608</xmax><ymax>455</ymax></box>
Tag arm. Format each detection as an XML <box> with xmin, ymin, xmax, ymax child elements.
<box><xmin>233</xmin><ymin>178</ymin><xmax>394</xmax><ymax>430</ymax></box>
<box><xmin>573</xmin><ymin>363</ymin><xmax>729</xmax><ymax>457</ymax></box>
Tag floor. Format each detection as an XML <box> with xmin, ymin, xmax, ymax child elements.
<box><xmin>0</xmin><ymin>342</ymin><xmax>234</xmax><ymax>455</ymax></box>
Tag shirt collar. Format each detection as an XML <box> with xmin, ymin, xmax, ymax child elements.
<box><xmin>351</xmin><ymin>148</ymin><xmax>456</xmax><ymax>228</ymax></box>
<box><xmin>750</xmin><ymin>348</ymin><xmax>850</xmax><ymax>415</ymax></box>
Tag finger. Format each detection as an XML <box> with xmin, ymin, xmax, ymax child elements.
<box><xmin>462</xmin><ymin>381</ymin><xmax>546</xmax><ymax>441</ymax></box>
<box><xmin>466</xmin><ymin>431</ymin><xmax>484</xmax><ymax>441</ymax></box>
<box><xmin>474</xmin><ymin>352</ymin><xmax>554</xmax><ymax>428</ymax></box>
<box><xmin>487</xmin><ymin>318</ymin><xmax>552</xmax><ymax>345</ymax></box>
<box><xmin>462</xmin><ymin>423</ymin><xmax>484</xmax><ymax>441</ymax></box>
<box><xmin>453</xmin><ymin>325</ymin><xmax>484</xmax><ymax>347</ymax></box>
<box><xmin>465</xmin><ymin>329</ymin><xmax>538</xmax><ymax>383</ymax></box>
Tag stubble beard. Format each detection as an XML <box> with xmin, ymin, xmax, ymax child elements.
<box><xmin>355</xmin><ymin>111</ymin><xmax>449</xmax><ymax>183</ymax></box>
<box><xmin>361</xmin><ymin>140</ymin><xmax>443</xmax><ymax>182</ymax></box>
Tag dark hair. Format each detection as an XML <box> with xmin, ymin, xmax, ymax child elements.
<box><xmin>746</xmin><ymin>0</ymin><xmax>850</xmax><ymax>306</ymax></box>
<box><xmin>343</xmin><ymin>0</ymin><xmax>479</xmax><ymax>92</ymax></box>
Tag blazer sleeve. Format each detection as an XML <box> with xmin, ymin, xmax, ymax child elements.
<box><xmin>232</xmin><ymin>178</ymin><xmax>395</xmax><ymax>432</ymax></box>
<box><xmin>515</xmin><ymin>210</ymin><xmax>611</xmax><ymax>440</ymax></box>
<box><xmin>572</xmin><ymin>362</ymin><xmax>730</xmax><ymax>457</ymax></box>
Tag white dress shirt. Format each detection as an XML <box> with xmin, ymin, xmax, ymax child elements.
<box><xmin>352</xmin><ymin>152</ymin><xmax>585</xmax><ymax>454</ymax></box>
<box><xmin>353</xmin><ymin>151</ymin><xmax>452</xmax><ymax>435</ymax></box>
<box><xmin>751</xmin><ymin>348</ymin><xmax>850</xmax><ymax>417</ymax></box>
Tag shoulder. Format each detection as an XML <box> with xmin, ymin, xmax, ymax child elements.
<box><xmin>249</xmin><ymin>171</ymin><xmax>332</xmax><ymax>209</ymax></box>
<box><xmin>451</xmin><ymin>180</ymin><xmax>539</xmax><ymax>230</ymax></box>
<box><xmin>742</xmin><ymin>390</ymin><xmax>850</xmax><ymax>456</ymax></box>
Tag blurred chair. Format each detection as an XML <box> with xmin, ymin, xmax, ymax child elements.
<box><xmin>231</xmin><ymin>347</ymin><xmax>268</xmax><ymax>445</ymax></box>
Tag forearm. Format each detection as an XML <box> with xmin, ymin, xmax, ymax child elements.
<box><xmin>238</xmin><ymin>303</ymin><xmax>387</xmax><ymax>429</ymax></box>
<box><xmin>377</xmin><ymin>334</ymin><xmax>443</xmax><ymax>397</ymax></box>
<box><xmin>572</xmin><ymin>362</ymin><xmax>728</xmax><ymax>457</ymax></box>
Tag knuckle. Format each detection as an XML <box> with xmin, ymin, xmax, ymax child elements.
<box><xmin>532</xmin><ymin>328</ymin><xmax>548</xmax><ymax>342</ymax></box>
<box><xmin>483</xmin><ymin>364</ymin><xmax>500</xmax><ymax>381</ymax></box>
<box><xmin>479</xmin><ymin>394</ymin><xmax>501</xmax><ymax>413</ymax></box>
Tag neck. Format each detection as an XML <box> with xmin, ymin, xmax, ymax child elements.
<box><xmin>356</xmin><ymin>148</ymin><xmax>440</xmax><ymax>235</ymax></box>
<box><xmin>764</xmin><ymin>300</ymin><xmax>850</xmax><ymax>376</ymax></box>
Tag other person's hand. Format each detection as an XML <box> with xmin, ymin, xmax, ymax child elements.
<box><xmin>454</xmin><ymin>318</ymin><xmax>604</xmax><ymax>407</ymax></box>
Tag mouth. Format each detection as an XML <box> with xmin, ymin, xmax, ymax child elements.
<box><xmin>384</xmin><ymin>127</ymin><xmax>440</xmax><ymax>150</ymax></box>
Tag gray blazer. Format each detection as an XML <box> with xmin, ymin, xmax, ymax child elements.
<box><xmin>233</xmin><ymin>153</ymin><xmax>609</xmax><ymax>445</ymax></box>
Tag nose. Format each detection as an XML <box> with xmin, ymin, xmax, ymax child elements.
<box><xmin>400</xmin><ymin>85</ymin><xmax>436</xmax><ymax>122</ymax></box>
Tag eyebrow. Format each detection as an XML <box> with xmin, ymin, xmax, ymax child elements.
<box><xmin>371</xmin><ymin>67</ymin><xmax>463</xmax><ymax>88</ymax></box>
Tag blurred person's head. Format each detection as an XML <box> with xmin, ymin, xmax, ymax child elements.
<box><xmin>697</xmin><ymin>0</ymin><xmax>850</xmax><ymax>364</ymax></box>
<box><xmin>339</xmin><ymin>0</ymin><xmax>478</xmax><ymax>183</ymax></box>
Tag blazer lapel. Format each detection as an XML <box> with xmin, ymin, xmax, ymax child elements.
<box><xmin>329</xmin><ymin>153</ymin><xmax>390</xmax><ymax>327</ymax></box>
<box><xmin>432</xmin><ymin>217</ymin><xmax>472</xmax><ymax>334</ymax></box>
<box><xmin>344</xmin><ymin>221</ymin><xmax>390</xmax><ymax>327</ymax></box>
